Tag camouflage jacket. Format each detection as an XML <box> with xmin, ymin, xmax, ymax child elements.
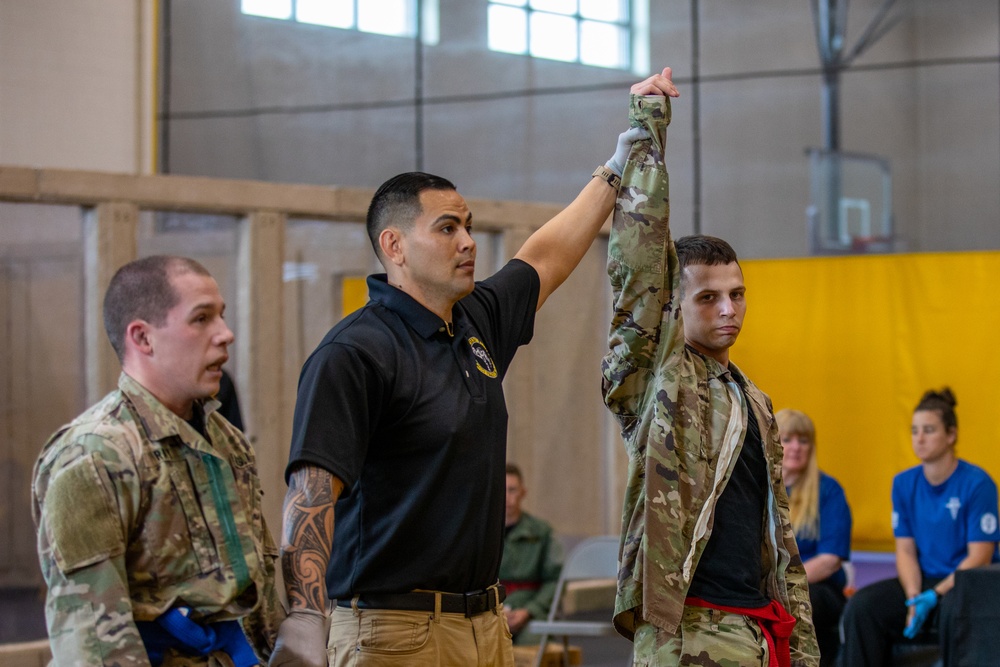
<box><xmin>601</xmin><ymin>95</ymin><xmax>819</xmax><ymax>666</ymax></box>
<box><xmin>32</xmin><ymin>373</ymin><xmax>284</xmax><ymax>666</ymax></box>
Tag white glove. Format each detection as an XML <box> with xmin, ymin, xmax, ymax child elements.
<box><xmin>606</xmin><ymin>126</ymin><xmax>651</xmax><ymax>176</ymax></box>
<box><xmin>268</xmin><ymin>609</ymin><xmax>328</xmax><ymax>667</ymax></box>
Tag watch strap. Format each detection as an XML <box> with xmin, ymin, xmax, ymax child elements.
<box><xmin>592</xmin><ymin>165</ymin><xmax>622</xmax><ymax>191</ymax></box>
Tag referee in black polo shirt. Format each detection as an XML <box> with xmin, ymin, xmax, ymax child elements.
<box><xmin>268</xmin><ymin>72</ymin><xmax>676</xmax><ymax>667</ymax></box>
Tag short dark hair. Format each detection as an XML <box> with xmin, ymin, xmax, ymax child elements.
<box><xmin>915</xmin><ymin>387</ymin><xmax>958</xmax><ymax>432</ymax></box>
<box><xmin>366</xmin><ymin>172</ymin><xmax>457</xmax><ymax>258</ymax></box>
<box><xmin>505</xmin><ymin>462</ymin><xmax>523</xmax><ymax>483</ymax></box>
<box><xmin>675</xmin><ymin>235</ymin><xmax>739</xmax><ymax>269</ymax></box>
<box><xmin>103</xmin><ymin>255</ymin><xmax>211</xmax><ymax>361</ymax></box>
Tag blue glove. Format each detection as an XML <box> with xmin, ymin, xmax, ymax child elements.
<box><xmin>606</xmin><ymin>127</ymin><xmax>651</xmax><ymax>176</ymax></box>
<box><xmin>903</xmin><ymin>589</ymin><xmax>939</xmax><ymax>639</ymax></box>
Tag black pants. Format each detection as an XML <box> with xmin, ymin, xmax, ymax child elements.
<box><xmin>839</xmin><ymin>576</ymin><xmax>952</xmax><ymax>667</ymax></box>
<box><xmin>810</xmin><ymin>578</ymin><xmax>846</xmax><ymax>667</ymax></box>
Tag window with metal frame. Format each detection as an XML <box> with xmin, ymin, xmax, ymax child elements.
<box><xmin>241</xmin><ymin>0</ymin><xmax>418</xmax><ymax>38</ymax></box>
<box><xmin>487</xmin><ymin>0</ymin><xmax>631</xmax><ymax>70</ymax></box>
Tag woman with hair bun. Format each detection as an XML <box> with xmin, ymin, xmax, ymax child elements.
<box><xmin>840</xmin><ymin>387</ymin><xmax>1000</xmax><ymax>665</ymax></box>
<box><xmin>776</xmin><ymin>409</ymin><xmax>852</xmax><ymax>667</ymax></box>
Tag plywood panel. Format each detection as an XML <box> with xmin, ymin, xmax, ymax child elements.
<box><xmin>236</xmin><ymin>211</ymin><xmax>286</xmax><ymax>538</ymax></box>
<box><xmin>0</xmin><ymin>252</ymin><xmax>84</xmax><ymax>588</ymax></box>
<box><xmin>84</xmin><ymin>202</ymin><xmax>137</xmax><ymax>404</ymax></box>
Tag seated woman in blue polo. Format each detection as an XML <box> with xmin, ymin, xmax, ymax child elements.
<box><xmin>839</xmin><ymin>387</ymin><xmax>1000</xmax><ymax>666</ymax></box>
<box><xmin>776</xmin><ymin>409</ymin><xmax>852</xmax><ymax>667</ymax></box>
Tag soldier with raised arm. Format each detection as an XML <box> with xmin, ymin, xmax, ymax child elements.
<box><xmin>602</xmin><ymin>68</ymin><xmax>820</xmax><ymax>667</ymax></box>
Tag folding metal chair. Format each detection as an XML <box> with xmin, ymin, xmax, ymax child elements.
<box><xmin>525</xmin><ymin>535</ymin><xmax>621</xmax><ymax>667</ymax></box>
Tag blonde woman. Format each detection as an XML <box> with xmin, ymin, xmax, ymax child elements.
<box><xmin>777</xmin><ymin>409</ymin><xmax>852</xmax><ymax>667</ymax></box>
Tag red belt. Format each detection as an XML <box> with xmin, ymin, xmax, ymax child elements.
<box><xmin>500</xmin><ymin>580</ymin><xmax>541</xmax><ymax>595</ymax></box>
<box><xmin>685</xmin><ymin>597</ymin><xmax>796</xmax><ymax>667</ymax></box>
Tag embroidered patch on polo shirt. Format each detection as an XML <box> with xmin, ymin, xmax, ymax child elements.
<box><xmin>468</xmin><ymin>337</ymin><xmax>497</xmax><ymax>378</ymax></box>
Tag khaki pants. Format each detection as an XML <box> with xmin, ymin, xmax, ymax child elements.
<box><xmin>632</xmin><ymin>605</ymin><xmax>768</xmax><ymax>667</ymax></box>
<box><xmin>328</xmin><ymin>599</ymin><xmax>515</xmax><ymax>667</ymax></box>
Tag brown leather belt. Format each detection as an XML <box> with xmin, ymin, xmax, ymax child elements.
<box><xmin>337</xmin><ymin>585</ymin><xmax>506</xmax><ymax>617</ymax></box>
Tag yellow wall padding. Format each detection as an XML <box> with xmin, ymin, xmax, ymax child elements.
<box><xmin>733</xmin><ymin>251</ymin><xmax>1000</xmax><ymax>550</ymax></box>
<box><xmin>342</xmin><ymin>276</ymin><xmax>368</xmax><ymax>318</ymax></box>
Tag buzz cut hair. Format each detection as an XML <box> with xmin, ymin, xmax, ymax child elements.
<box><xmin>102</xmin><ymin>255</ymin><xmax>211</xmax><ymax>362</ymax></box>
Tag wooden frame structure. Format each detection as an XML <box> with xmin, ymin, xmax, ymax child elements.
<box><xmin>0</xmin><ymin>165</ymin><xmax>578</xmax><ymax>539</ymax></box>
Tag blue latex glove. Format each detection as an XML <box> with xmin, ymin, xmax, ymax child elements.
<box><xmin>606</xmin><ymin>127</ymin><xmax>651</xmax><ymax>176</ymax></box>
<box><xmin>138</xmin><ymin>608</ymin><xmax>258</xmax><ymax>667</ymax></box>
<box><xmin>903</xmin><ymin>589</ymin><xmax>939</xmax><ymax>639</ymax></box>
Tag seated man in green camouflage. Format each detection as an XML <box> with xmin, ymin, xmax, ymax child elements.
<box><xmin>499</xmin><ymin>463</ymin><xmax>563</xmax><ymax>644</ymax></box>
<box><xmin>32</xmin><ymin>255</ymin><xmax>284</xmax><ymax>666</ymax></box>
<box><xmin>601</xmin><ymin>69</ymin><xmax>819</xmax><ymax>667</ymax></box>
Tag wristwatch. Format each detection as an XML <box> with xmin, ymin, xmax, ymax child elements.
<box><xmin>592</xmin><ymin>165</ymin><xmax>622</xmax><ymax>191</ymax></box>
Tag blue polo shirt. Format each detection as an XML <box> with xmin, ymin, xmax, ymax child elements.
<box><xmin>791</xmin><ymin>472</ymin><xmax>852</xmax><ymax>589</ymax></box>
<box><xmin>892</xmin><ymin>460</ymin><xmax>1000</xmax><ymax>578</ymax></box>
<box><xmin>288</xmin><ymin>259</ymin><xmax>539</xmax><ymax>599</ymax></box>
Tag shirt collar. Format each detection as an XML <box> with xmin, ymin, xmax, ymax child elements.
<box><xmin>367</xmin><ymin>273</ymin><xmax>458</xmax><ymax>339</ymax></box>
<box><xmin>726</xmin><ymin>361</ymin><xmax>749</xmax><ymax>388</ymax></box>
<box><xmin>685</xmin><ymin>343</ymin><xmax>743</xmax><ymax>385</ymax></box>
<box><xmin>700</xmin><ymin>357</ymin><xmax>770</xmax><ymax>432</ymax></box>
<box><xmin>118</xmin><ymin>372</ymin><xmax>220</xmax><ymax>451</ymax></box>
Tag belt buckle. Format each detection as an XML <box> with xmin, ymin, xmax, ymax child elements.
<box><xmin>464</xmin><ymin>590</ymin><xmax>486</xmax><ymax>617</ymax></box>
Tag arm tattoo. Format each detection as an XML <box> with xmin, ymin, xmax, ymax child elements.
<box><xmin>281</xmin><ymin>465</ymin><xmax>338</xmax><ymax>613</ymax></box>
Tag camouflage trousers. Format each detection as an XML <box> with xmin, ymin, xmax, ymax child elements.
<box><xmin>632</xmin><ymin>605</ymin><xmax>769</xmax><ymax>667</ymax></box>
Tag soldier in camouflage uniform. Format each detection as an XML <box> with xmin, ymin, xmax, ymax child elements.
<box><xmin>32</xmin><ymin>255</ymin><xmax>284</xmax><ymax>666</ymax></box>
<box><xmin>601</xmin><ymin>69</ymin><xmax>820</xmax><ymax>667</ymax></box>
<box><xmin>499</xmin><ymin>463</ymin><xmax>563</xmax><ymax>644</ymax></box>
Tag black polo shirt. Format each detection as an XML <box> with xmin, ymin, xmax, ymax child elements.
<box><xmin>287</xmin><ymin>259</ymin><xmax>539</xmax><ymax>599</ymax></box>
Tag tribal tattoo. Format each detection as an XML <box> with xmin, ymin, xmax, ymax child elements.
<box><xmin>280</xmin><ymin>464</ymin><xmax>342</xmax><ymax>613</ymax></box>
